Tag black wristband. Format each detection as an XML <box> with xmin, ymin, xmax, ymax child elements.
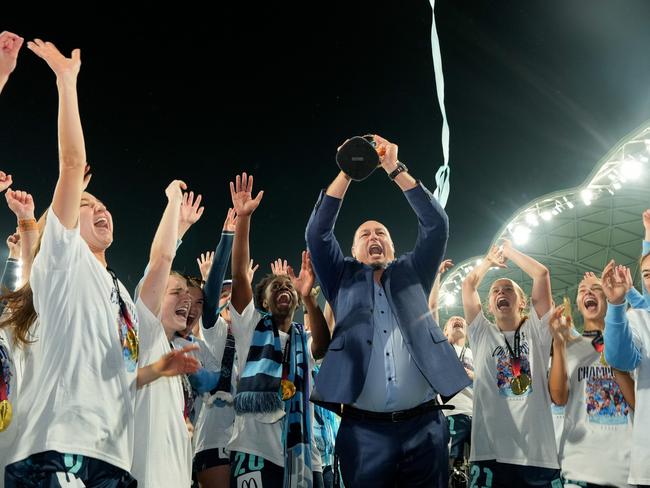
<box><xmin>388</xmin><ymin>162</ymin><xmax>408</xmax><ymax>180</ymax></box>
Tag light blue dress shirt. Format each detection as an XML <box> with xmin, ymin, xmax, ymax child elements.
<box><xmin>352</xmin><ymin>282</ymin><xmax>435</xmax><ymax>412</ymax></box>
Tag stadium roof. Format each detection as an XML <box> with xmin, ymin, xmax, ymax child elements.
<box><xmin>438</xmin><ymin>121</ymin><xmax>650</xmax><ymax>329</ymax></box>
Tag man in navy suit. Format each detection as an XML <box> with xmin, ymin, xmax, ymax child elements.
<box><xmin>306</xmin><ymin>134</ymin><xmax>470</xmax><ymax>487</ymax></box>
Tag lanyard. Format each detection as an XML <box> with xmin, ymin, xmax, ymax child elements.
<box><xmin>503</xmin><ymin>322</ymin><xmax>525</xmax><ymax>377</ymax></box>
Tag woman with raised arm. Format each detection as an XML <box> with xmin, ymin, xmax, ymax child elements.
<box><xmin>5</xmin><ymin>40</ymin><xmax>197</xmax><ymax>487</ymax></box>
<box><xmin>228</xmin><ymin>172</ymin><xmax>330</xmax><ymax>488</ymax></box>
<box><xmin>131</xmin><ymin>179</ymin><xmax>211</xmax><ymax>488</ymax></box>
<box><xmin>548</xmin><ymin>272</ymin><xmax>634</xmax><ymax>488</ymax></box>
<box><xmin>602</xmin><ymin>256</ymin><xmax>650</xmax><ymax>487</ymax></box>
<box><xmin>461</xmin><ymin>241</ymin><xmax>560</xmax><ymax>488</ymax></box>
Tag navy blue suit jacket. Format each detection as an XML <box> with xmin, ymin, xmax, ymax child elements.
<box><xmin>305</xmin><ymin>182</ymin><xmax>471</xmax><ymax>412</ymax></box>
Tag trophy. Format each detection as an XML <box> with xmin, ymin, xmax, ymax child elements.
<box><xmin>336</xmin><ymin>134</ymin><xmax>381</xmax><ymax>181</ymax></box>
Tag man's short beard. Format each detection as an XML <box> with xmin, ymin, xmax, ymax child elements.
<box><xmin>370</xmin><ymin>261</ymin><xmax>388</xmax><ymax>270</ymax></box>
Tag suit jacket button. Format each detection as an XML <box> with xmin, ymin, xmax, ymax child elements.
<box><xmin>367</xmin><ymin>340</ymin><xmax>372</xmax><ymax>345</ymax></box>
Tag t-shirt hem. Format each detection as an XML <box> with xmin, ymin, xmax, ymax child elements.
<box><xmin>12</xmin><ymin>444</ymin><xmax>131</xmax><ymax>474</ymax></box>
<box><xmin>470</xmin><ymin>455</ymin><xmax>559</xmax><ymax>470</ymax></box>
<box><xmin>629</xmin><ymin>477</ymin><xmax>650</xmax><ymax>485</ymax></box>
<box><xmin>195</xmin><ymin>442</ymin><xmax>231</xmax><ymax>454</ymax></box>
<box><xmin>562</xmin><ymin>470</ymin><xmax>630</xmax><ymax>488</ymax></box>
<box><xmin>228</xmin><ymin>445</ymin><xmax>284</xmax><ymax>468</ymax></box>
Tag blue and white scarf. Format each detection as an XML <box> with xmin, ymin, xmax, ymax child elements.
<box><xmin>235</xmin><ymin>314</ymin><xmax>313</xmax><ymax>488</ymax></box>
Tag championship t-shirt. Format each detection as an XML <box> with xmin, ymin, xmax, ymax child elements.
<box><xmin>559</xmin><ymin>336</ymin><xmax>633</xmax><ymax>487</ymax></box>
<box><xmin>468</xmin><ymin>308</ymin><xmax>559</xmax><ymax>469</ymax></box>
<box><xmin>131</xmin><ymin>301</ymin><xmax>192</xmax><ymax>487</ymax></box>
<box><xmin>12</xmin><ymin>210</ymin><xmax>138</xmax><ymax>472</ymax></box>
<box><xmin>174</xmin><ymin>331</ymin><xmax>236</xmax><ymax>455</ymax></box>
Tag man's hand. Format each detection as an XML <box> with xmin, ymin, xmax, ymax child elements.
<box><xmin>27</xmin><ymin>39</ymin><xmax>80</xmax><ymax>81</ymax></box>
<box><xmin>5</xmin><ymin>189</ymin><xmax>35</xmax><ymax>220</ymax></box>
<box><xmin>6</xmin><ymin>232</ymin><xmax>20</xmax><ymax>259</ymax></box>
<box><xmin>288</xmin><ymin>251</ymin><xmax>315</xmax><ymax>298</ymax></box>
<box><xmin>601</xmin><ymin>260</ymin><xmax>629</xmax><ymax>305</ymax></box>
<box><xmin>374</xmin><ymin>134</ymin><xmax>399</xmax><ymax>174</ymax></box>
<box><xmin>197</xmin><ymin>251</ymin><xmax>214</xmax><ymax>281</ymax></box>
<box><xmin>229</xmin><ymin>172</ymin><xmax>263</xmax><ymax>217</ymax></box>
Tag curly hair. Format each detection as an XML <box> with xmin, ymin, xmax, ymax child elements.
<box><xmin>254</xmin><ymin>274</ymin><xmax>277</xmax><ymax>312</ymax></box>
<box><xmin>253</xmin><ymin>274</ymin><xmax>302</xmax><ymax>312</ymax></box>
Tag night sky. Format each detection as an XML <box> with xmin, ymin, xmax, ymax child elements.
<box><xmin>2</xmin><ymin>2</ymin><xmax>650</xmax><ymax>290</ymax></box>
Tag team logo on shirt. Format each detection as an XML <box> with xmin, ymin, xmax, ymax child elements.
<box><xmin>579</xmin><ymin>362</ymin><xmax>630</xmax><ymax>425</ymax></box>
<box><xmin>492</xmin><ymin>340</ymin><xmax>533</xmax><ymax>398</ymax></box>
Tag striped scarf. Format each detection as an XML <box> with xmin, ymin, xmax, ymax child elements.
<box><xmin>234</xmin><ymin>314</ymin><xmax>313</xmax><ymax>488</ymax></box>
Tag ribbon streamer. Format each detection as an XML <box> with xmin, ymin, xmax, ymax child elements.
<box><xmin>429</xmin><ymin>0</ymin><xmax>451</xmax><ymax>208</ymax></box>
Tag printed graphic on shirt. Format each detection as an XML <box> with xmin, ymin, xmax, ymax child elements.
<box><xmin>579</xmin><ymin>362</ymin><xmax>630</xmax><ymax>425</ymax></box>
<box><xmin>0</xmin><ymin>343</ymin><xmax>12</xmax><ymax>398</ymax></box>
<box><xmin>492</xmin><ymin>340</ymin><xmax>532</xmax><ymax>398</ymax></box>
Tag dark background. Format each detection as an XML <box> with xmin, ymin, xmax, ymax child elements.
<box><xmin>1</xmin><ymin>1</ymin><xmax>650</xmax><ymax>289</ymax></box>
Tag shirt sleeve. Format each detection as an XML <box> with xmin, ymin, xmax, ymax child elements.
<box><xmin>625</xmin><ymin>286</ymin><xmax>647</xmax><ymax>309</ymax></box>
<box><xmin>203</xmin><ymin>231</ymin><xmax>234</xmax><ymax>329</ymax></box>
<box><xmin>33</xmin><ymin>208</ymin><xmax>82</xmax><ymax>272</ymax></box>
<box><xmin>467</xmin><ymin>311</ymin><xmax>491</xmax><ymax>349</ymax></box>
<box><xmin>136</xmin><ymin>298</ymin><xmax>167</xmax><ymax>362</ymax></box>
<box><xmin>201</xmin><ymin>316</ymin><xmax>229</xmax><ymax>367</ymax></box>
<box><xmin>229</xmin><ymin>300</ymin><xmax>261</xmax><ymax>375</ymax></box>
<box><xmin>527</xmin><ymin>305</ymin><xmax>554</xmax><ymax>348</ymax></box>
<box><xmin>604</xmin><ymin>302</ymin><xmax>642</xmax><ymax>371</ymax></box>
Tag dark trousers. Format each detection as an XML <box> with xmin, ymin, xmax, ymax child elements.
<box><xmin>335</xmin><ymin>409</ymin><xmax>449</xmax><ymax>487</ymax></box>
<box><xmin>5</xmin><ymin>451</ymin><xmax>136</xmax><ymax>488</ymax></box>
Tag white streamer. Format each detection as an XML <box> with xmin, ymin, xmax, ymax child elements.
<box><xmin>429</xmin><ymin>0</ymin><xmax>451</xmax><ymax>208</ymax></box>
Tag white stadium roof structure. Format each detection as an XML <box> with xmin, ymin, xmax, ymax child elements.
<box><xmin>438</xmin><ymin>121</ymin><xmax>650</xmax><ymax>330</ymax></box>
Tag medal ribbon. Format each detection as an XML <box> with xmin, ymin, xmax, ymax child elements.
<box><xmin>107</xmin><ymin>268</ymin><xmax>139</xmax><ymax>362</ymax></box>
<box><xmin>504</xmin><ymin>322</ymin><xmax>524</xmax><ymax>377</ymax></box>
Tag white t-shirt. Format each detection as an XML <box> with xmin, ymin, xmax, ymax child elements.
<box><xmin>444</xmin><ymin>344</ymin><xmax>473</xmax><ymax>417</ymax></box>
<box><xmin>228</xmin><ymin>301</ymin><xmax>321</xmax><ymax>471</ymax></box>
<box><xmin>12</xmin><ymin>210</ymin><xmax>138</xmax><ymax>472</ymax></box>
<box><xmin>131</xmin><ymin>301</ymin><xmax>192</xmax><ymax>488</ymax></box>
<box><xmin>194</xmin><ymin>317</ymin><xmax>239</xmax><ymax>453</ymax></box>
<box><xmin>559</xmin><ymin>336</ymin><xmax>634</xmax><ymax>487</ymax></box>
<box><xmin>174</xmin><ymin>330</ymin><xmax>236</xmax><ymax>455</ymax></box>
<box><xmin>468</xmin><ymin>309</ymin><xmax>559</xmax><ymax>469</ymax></box>
<box><xmin>623</xmin><ymin>309</ymin><xmax>650</xmax><ymax>485</ymax></box>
